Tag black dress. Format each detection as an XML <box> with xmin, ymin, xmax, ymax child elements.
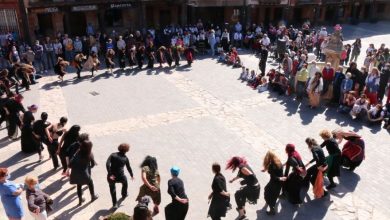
<box><xmin>264</xmin><ymin>163</ymin><xmax>283</xmax><ymax>208</ymax></box>
<box><xmin>5</xmin><ymin>99</ymin><xmax>25</xmax><ymax>138</ymax></box>
<box><xmin>136</xmin><ymin>49</ymin><xmax>144</xmax><ymax>69</ymax></box>
<box><xmin>145</xmin><ymin>46</ymin><xmax>155</xmax><ymax>68</ymax></box>
<box><xmin>284</xmin><ymin>156</ymin><xmax>304</xmax><ymax>204</ymax></box>
<box><xmin>320</xmin><ymin>138</ymin><xmax>341</xmax><ymax>178</ymax></box>
<box><xmin>21</xmin><ymin>111</ymin><xmax>39</xmax><ymax>153</ymax></box>
<box><xmin>208</xmin><ymin>173</ymin><xmax>229</xmax><ymax>219</ymax></box>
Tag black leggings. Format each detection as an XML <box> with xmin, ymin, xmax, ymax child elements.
<box><xmin>165</xmin><ymin>201</ymin><xmax>189</xmax><ymax>220</ymax></box>
<box><xmin>235</xmin><ymin>185</ymin><xmax>260</xmax><ymax>209</ymax></box>
<box><xmin>77</xmin><ymin>180</ymin><xmax>95</xmax><ymax>200</ymax></box>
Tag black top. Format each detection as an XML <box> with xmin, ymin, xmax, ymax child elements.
<box><xmin>5</xmin><ymin>99</ymin><xmax>25</xmax><ymax>115</ymax></box>
<box><xmin>212</xmin><ymin>173</ymin><xmax>227</xmax><ymax>195</ymax></box>
<box><xmin>268</xmin><ymin>163</ymin><xmax>283</xmax><ymax>182</ymax></box>
<box><xmin>309</xmin><ymin>146</ymin><xmax>327</xmax><ymax>167</ymax></box>
<box><xmin>167</xmin><ymin>177</ymin><xmax>188</xmax><ymax>200</ymax></box>
<box><xmin>237</xmin><ymin>165</ymin><xmax>258</xmax><ymax>186</ymax></box>
<box><xmin>284</xmin><ymin>156</ymin><xmax>305</xmax><ymax>176</ymax></box>
<box><xmin>32</xmin><ymin>120</ymin><xmax>50</xmax><ymax>138</ymax></box>
<box><xmin>67</xmin><ymin>142</ymin><xmax>80</xmax><ymax>158</ymax></box>
<box><xmin>320</xmin><ymin>138</ymin><xmax>341</xmax><ymax>155</ymax></box>
<box><xmin>106</xmin><ymin>152</ymin><xmax>133</xmax><ymax>178</ymax></box>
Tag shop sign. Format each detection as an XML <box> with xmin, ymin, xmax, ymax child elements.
<box><xmin>72</xmin><ymin>5</ymin><xmax>98</xmax><ymax>12</ymax></box>
<box><xmin>110</xmin><ymin>3</ymin><xmax>133</xmax><ymax>9</ymax></box>
<box><xmin>32</xmin><ymin>7</ymin><xmax>59</xmax><ymax>13</ymax></box>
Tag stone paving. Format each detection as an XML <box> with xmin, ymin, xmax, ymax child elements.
<box><xmin>1</xmin><ymin>22</ymin><xmax>390</xmax><ymax>220</ymax></box>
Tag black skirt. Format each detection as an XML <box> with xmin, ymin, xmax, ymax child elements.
<box><xmin>264</xmin><ymin>180</ymin><xmax>282</xmax><ymax>207</ymax></box>
<box><xmin>208</xmin><ymin>194</ymin><xmax>229</xmax><ymax>219</ymax></box>
<box><xmin>284</xmin><ymin>173</ymin><xmax>303</xmax><ymax>204</ymax></box>
<box><xmin>21</xmin><ymin>126</ymin><xmax>40</xmax><ymax>153</ymax></box>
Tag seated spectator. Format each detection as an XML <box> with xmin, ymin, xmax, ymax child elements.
<box><xmin>247</xmin><ymin>70</ymin><xmax>256</xmax><ymax>84</ymax></box>
<box><xmin>350</xmin><ymin>94</ymin><xmax>369</xmax><ymax>119</ymax></box>
<box><xmin>250</xmin><ymin>74</ymin><xmax>262</xmax><ymax>89</ymax></box>
<box><xmin>340</xmin><ymin>72</ymin><xmax>353</xmax><ymax>103</ymax></box>
<box><xmin>257</xmin><ymin>77</ymin><xmax>268</xmax><ymax>92</ymax></box>
<box><xmin>271</xmin><ymin>72</ymin><xmax>288</xmax><ymax>95</ymax></box>
<box><xmin>239</xmin><ymin>68</ymin><xmax>249</xmax><ymax>82</ymax></box>
<box><xmin>233</xmin><ymin>56</ymin><xmax>242</xmax><ymax>68</ymax></box>
<box><xmin>366</xmin><ymin>104</ymin><xmax>385</xmax><ymax>125</ymax></box>
<box><xmin>266</xmin><ymin>69</ymin><xmax>276</xmax><ymax>83</ymax></box>
<box><xmin>382</xmin><ymin>103</ymin><xmax>390</xmax><ymax>130</ymax></box>
<box><xmin>338</xmin><ymin>91</ymin><xmax>356</xmax><ymax>114</ymax></box>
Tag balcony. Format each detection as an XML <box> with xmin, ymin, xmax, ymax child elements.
<box><xmin>28</xmin><ymin>0</ymin><xmax>138</xmax><ymax>8</ymax></box>
<box><xmin>258</xmin><ymin>0</ymin><xmax>282</xmax><ymax>5</ymax></box>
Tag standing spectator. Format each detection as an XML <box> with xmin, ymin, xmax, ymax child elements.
<box><xmin>332</xmin><ymin>67</ymin><xmax>345</xmax><ymax>104</ymax></box>
<box><xmin>321</xmin><ymin>62</ymin><xmax>335</xmax><ymax>97</ymax></box>
<box><xmin>259</xmin><ymin>46</ymin><xmax>268</xmax><ymax>76</ymax></box>
<box><xmin>69</xmin><ymin>140</ymin><xmax>99</xmax><ymax>206</ymax></box>
<box><xmin>0</xmin><ymin>167</ymin><xmax>24</xmax><ymax>220</ymax></box>
<box><xmin>25</xmin><ymin>47</ymin><xmax>35</xmax><ymax>65</ymax></box>
<box><xmin>117</xmin><ymin>36</ymin><xmax>126</xmax><ymax>51</ymax></box>
<box><xmin>378</xmin><ymin>63</ymin><xmax>390</xmax><ymax>102</ymax></box>
<box><xmin>53</xmin><ymin>38</ymin><xmax>63</xmax><ymax>59</ymax></box>
<box><xmin>208</xmin><ymin>30</ymin><xmax>217</xmax><ymax>56</ymax></box>
<box><xmin>221</xmin><ymin>29</ymin><xmax>230</xmax><ymax>52</ymax></box>
<box><xmin>25</xmin><ymin>176</ymin><xmax>52</xmax><ymax>220</ymax></box>
<box><xmin>208</xmin><ymin>163</ymin><xmax>230</xmax><ymax>220</ymax></box>
<box><xmin>350</xmin><ymin>38</ymin><xmax>361</xmax><ymax>63</ymax></box>
<box><xmin>165</xmin><ymin>166</ymin><xmax>189</xmax><ymax>220</ymax></box>
<box><xmin>86</xmin><ymin>23</ymin><xmax>94</xmax><ymax>36</ymax></box>
<box><xmin>307</xmin><ymin>72</ymin><xmax>323</xmax><ymax>109</ymax></box>
<box><xmin>106</xmin><ymin>143</ymin><xmax>134</xmax><ymax>209</ymax></box>
<box><xmin>43</xmin><ymin>37</ymin><xmax>55</xmax><ymax>70</ymax></box>
<box><xmin>9</xmin><ymin>46</ymin><xmax>20</xmax><ymax>64</ymax></box>
<box><xmin>364</xmin><ymin>67</ymin><xmax>380</xmax><ymax>106</ymax></box>
<box><xmin>63</xmin><ymin>34</ymin><xmax>73</xmax><ymax>61</ymax></box>
<box><xmin>73</xmin><ymin>36</ymin><xmax>83</xmax><ymax>54</ymax></box>
<box><xmin>33</xmin><ymin>40</ymin><xmax>46</xmax><ymax>73</ymax></box>
<box><xmin>295</xmin><ymin>63</ymin><xmax>309</xmax><ymax>100</ymax></box>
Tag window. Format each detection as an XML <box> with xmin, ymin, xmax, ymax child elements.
<box><xmin>233</xmin><ymin>9</ymin><xmax>240</xmax><ymax>16</ymax></box>
<box><xmin>0</xmin><ymin>9</ymin><xmax>19</xmax><ymax>35</ymax></box>
<box><xmin>104</xmin><ymin>9</ymin><xmax>123</xmax><ymax>27</ymax></box>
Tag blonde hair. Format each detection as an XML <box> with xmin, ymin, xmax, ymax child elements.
<box><xmin>25</xmin><ymin>176</ymin><xmax>38</xmax><ymax>186</ymax></box>
<box><xmin>319</xmin><ymin>129</ymin><xmax>332</xmax><ymax>139</ymax></box>
<box><xmin>263</xmin><ymin>150</ymin><xmax>282</xmax><ymax>171</ymax></box>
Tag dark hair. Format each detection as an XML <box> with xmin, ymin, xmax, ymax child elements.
<box><xmin>305</xmin><ymin>137</ymin><xmax>318</xmax><ymax>147</ymax></box>
<box><xmin>64</xmin><ymin>125</ymin><xmax>81</xmax><ymax>143</ymax></box>
<box><xmin>60</xmin><ymin>117</ymin><xmax>68</xmax><ymax>125</ymax></box>
<box><xmin>226</xmin><ymin>156</ymin><xmax>247</xmax><ymax>171</ymax></box>
<box><xmin>212</xmin><ymin>163</ymin><xmax>221</xmax><ymax>174</ymax></box>
<box><xmin>41</xmin><ymin>112</ymin><xmax>48</xmax><ymax>121</ymax></box>
<box><xmin>78</xmin><ymin>133</ymin><xmax>89</xmax><ymax>142</ymax></box>
<box><xmin>118</xmin><ymin>143</ymin><xmax>130</xmax><ymax>153</ymax></box>
<box><xmin>79</xmin><ymin>140</ymin><xmax>93</xmax><ymax>160</ymax></box>
<box><xmin>140</xmin><ymin>156</ymin><xmax>158</xmax><ymax>173</ymax></box>
<box><xmin>133</xmin><ymin>199</ymin><xmax>152</xmax><ymax>220</ymax></box>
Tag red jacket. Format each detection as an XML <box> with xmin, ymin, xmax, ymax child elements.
<box><xmin>322</xmin><ymin>67</ymin><xmax>334</xmax><ymax>81</ymax></box>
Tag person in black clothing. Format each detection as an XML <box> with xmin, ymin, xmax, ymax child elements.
<box><xmin>20</xmin><ymin>104</ymin><xmax>39</xmax><ymax>154</ymax></box>
<box><xmin>208</xmin><ymin>163</ymin><xmax>230</xmax><ymax>220</ymax></box>
<box><xmin>259</xmin><ymin>46</ymin><xmax>268</xmax><ymax>76</ymax></box>
<box><xmin>46</xmin><ymin>117</ymin><xmax>67</xmax><ymax>169</ymax></box>
<box><xmin>165</xmin><ymin>166</ymin><xmax>189</xmax><ymax>220</ymax></box>
<box><xmin>304</xmin><ymin>138</ymin><xmax>328</xmax><ymax>197</ymax></box>
<box><xmin>66</xmin><ymin>133</ymin><xmax>90</xmax><ymax>174</ymax></box>
<box><xmin>378</xmin><ymin>63</ymin><xmax>390</xmax><ymax>102</ymax></box>
<box><xmin>262</xmin><ymin>151</ymin><xmax>285</xmax><ymax>215</ymax></box>
<box><xmin>283</xmin><ymin>144</ymin><xmax>305</xmax><ymax>205</ymax></box>
<box><xmin>319</xmin><ymin>130</ymin><xmax>341</xmax><ymax>190</ymax></box>
<box><xmin>4</xmin><ymin>94</ymin><xmax>25</xmax><ymax>139</ymax></box>
<box><xmin>136</xmin><ymin>46</ymin><xmax>145</xmax><ymax>69</ymax></box>
<box><xmin>118</xmin><ymin>48</ymin><xmax>126</xmax><ymax>70</ymax></box>
<box><xmin>346</xmin><ymin>62</ymin><xmax>363</xmax><ymax>92</ymax></box>
<box><xmin>57</xmin><ymin>125</ymin><xmax>80</xmax><ymax>175</ymax></box>
<box><xmin>106</xmin><ymin>143</ymin><xmax>134</xmax><ymax>209</ymax></box>
<box><xmin>227</xmin><ymin>156</ymin><xmax>260</xmax><ymax>220</ymax></box>
<box><xmin>145</xmin><ymin>42</ymin><xmax>155</xmax><ymax>69</ymax></box>
<box><xmin>74</xmin><ymin>53</ymin><xmax>86</xmax><ymax>79</ymax></box>
<box><xmin>32</xmin><ymin>112</ymin><xmax>51</xmax><ymax>160</ymax></box>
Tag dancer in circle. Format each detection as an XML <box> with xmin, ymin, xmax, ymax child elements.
<box><xmin>208</xmin><ymin>163</ymin><xmax>230</xmax><ymax>220</ymax></box>
<box><xmin>136</xmin><ymin>156</ymin><xmax>161</xmax><ymax>216</ymax></box>
<box><xmin>57</xmin><ymin>125</ymin><xmax>80</xmax><ymax>175</ymax></box>
<box><xmin>227</xmin><ymin>156</ymin><xmax>260</xmax><ymax>220</ymax></box>
<box><xmin>20</xmin><ymin>104</ymin><xmax>39</xmax><ymax>154</ymax></box>
<box><xmin>106</xmin><ymin>143</ymin><xmax>134</xmax><ymax>209</ymax></box>
<box><xmin>283</xmin><ymin>144</ymin><xmax>305</xmax><ymax>204</ymax></box>
<box><xmin>319</xmin><ymin>129</ymin><xmax>341</xmax><ymax>190</ymax></box>
<box><xmin>45</xmin><ymin>117</ymin><xmax>67</xmax><ymax>170</ymax></box>
<box><xmin>262</xmin><ymin>151</ymin><xmax>284</xmax><ymax>215</ymax></box>
<box><xmin>165</xmin><ymin>166</ymin><xmax>189</xmax><ymax>220</ymax></box>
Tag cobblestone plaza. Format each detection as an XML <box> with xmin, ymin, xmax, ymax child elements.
<box><xmin>0</xmin><ymin>22</ymin><xmax>390</xmax><ymax>220</ymax></box>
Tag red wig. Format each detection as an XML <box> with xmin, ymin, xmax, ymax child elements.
<box><xmin>226</xmin><ymin>156</ymin><xmax>247</xmax><ymax>171</ymax></box>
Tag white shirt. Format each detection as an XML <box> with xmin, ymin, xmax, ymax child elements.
<box><xmin>261</xmin><ymin>37</ymin><xmax>270</xmax><ymax>46</ymax></box>
<box><xmin>53</xmin><ymin>42</ymin><xmax>62</xmax><ymax>54</ymax></box>
<box><xmin>234</xmin><ymin>32</ymin><xmax>242</xmax><ymax>41</ymax></box>
<box><xmin>308</xmin><ymin>65</ymin><xmax>320</xmax><ymax>79</ymax></box>
<box><xmin>117</xmin><ymin>39</ymin><xmax>126</xmax><ymax>50</ymax></box>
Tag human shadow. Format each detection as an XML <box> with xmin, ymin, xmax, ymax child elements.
<box><xmin>9</xmin><ymin>159</ymin><xmax>45</xmax><ymax>180</ymax></box>
<box><xmin>38</xmin><ymin>167</ymin><xmax>61</xmax><ymax>183</ymax></box>
<box><xmin>329</xmin><ymin>169</ymin><xmax>360</xmax><ymax>199</ymax></box>
<box><xmin>175</xmin><ymin>64</ymin><xmax>192</xmax><ymax>72</ymax></box>
<box><xmin>90</xmin><ymin>72</ymin><xmax>112</xmax><ymax>83</ymax></box>
<box><xmin>89</xmin><ymin>208</ymin><xmax>114</xmax><ymax>220</ymax></box>
<box><xmin>0</xmin><ymin>151</ymin><xmax>29</xmax><ymax>167</ymax></box>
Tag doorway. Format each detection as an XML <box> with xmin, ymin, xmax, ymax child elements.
<box><xmin>64</xmin><ymin>12</ymin><xmax>87</xmax><ymax>36</ymax></box>
<box><xmin>37</xmin><ymin>13</ymin><xmax>54</xmax><ymax>37</ymax></box>
<box><xmin>160</xmin><ymin>10</ymin><xmax>171</xmax><ymax>28</ymax></box>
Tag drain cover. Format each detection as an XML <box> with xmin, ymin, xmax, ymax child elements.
<box><xmin>89</xmin><ymin>91</ymin><xmax>100</xmax><ymax>96</ymax></box>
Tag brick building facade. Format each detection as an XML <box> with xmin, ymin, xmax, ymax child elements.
<box><xmin>0</xmin><ymin>0</ymin><xmax>24</xmax><ymax>40</ymax></box>
<box><xmin>2</xmin><ymin>0</ymin><xmax>389</xmax><ymax>42</ymax></box>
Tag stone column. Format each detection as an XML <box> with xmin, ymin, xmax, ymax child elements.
<box><xmin>180</xmin><ymin>2</ymin><xmax>187</xmax><ymax>26</ymax></box>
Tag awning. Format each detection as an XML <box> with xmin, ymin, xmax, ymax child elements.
<box><xmin>187</xmin><ymin>0</ymin><xmax>259</xmax><ymax>7</ymax></box>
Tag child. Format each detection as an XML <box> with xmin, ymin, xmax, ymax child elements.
<box><xmin>240</xmin><ymin>68</ymin><xmax>249</xmax><ymax>82</ymax></box>
<box><xmin>340</xmin><ymin>72</ymin><xmax>353</xmax><ymax>103</ymax></box>
<box><xmin>247</xmin><ymin>70</ymin><xmax>256</xmax><ymax>84</ymax></box>
<box><xmin>257</xmin><ymin>77</ymin><xmax>268</xmax><ymax>92</ymax></box>
<box><xmin>338</xmin><ymin>91</ymin><xmax>356</xmax><ymax>114</ymax></box>
<box><xmin>350</xmin><ymin>94</ymin><xmax>369</xmax><ymax>119</ymax></box>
